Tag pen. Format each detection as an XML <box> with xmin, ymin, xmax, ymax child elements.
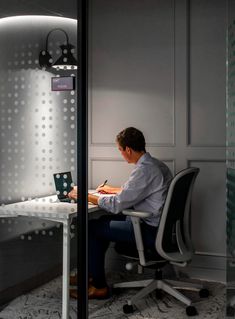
<box><xmin>89</xmin><ymin>179</ymin><xmax>108</xmax><ymax>195</ymax></box>
<box><xmin>101</xmin><ymin>179</ymin><xmax>108</xmax><ymax>187</ymax></box>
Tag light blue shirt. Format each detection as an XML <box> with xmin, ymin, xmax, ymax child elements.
<box><xmin>98</xmin><ymin>152</ymin><xmax>172</xmax><ymax>227</ymax></box>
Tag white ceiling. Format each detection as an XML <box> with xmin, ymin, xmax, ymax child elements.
<box><xmin>0</xmin><ymin>0</ymin><xmax>77</xmax><ymax>19</ymax></box>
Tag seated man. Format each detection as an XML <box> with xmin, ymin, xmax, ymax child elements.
<box><xmin>69</xmin><ymin>127</ymin><xmax>172</xmax><ymax>299</ymax></box>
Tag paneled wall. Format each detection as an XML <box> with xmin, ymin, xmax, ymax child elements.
<box><xmin>88</xmin><ymin>0</ymin><xmax>226</xmax><ymax>280</ymax></box>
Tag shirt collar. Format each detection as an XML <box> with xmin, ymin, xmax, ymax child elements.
<box><xmin>136</xmin><ymin>152</ymin><xmax>150</xmax><ymax>165</ymax></box>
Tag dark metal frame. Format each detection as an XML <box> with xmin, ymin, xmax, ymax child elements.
<box><xmin>77</xmin><ymin>0</ymin><xmax>88</xmax><ymax>318</ymax></box>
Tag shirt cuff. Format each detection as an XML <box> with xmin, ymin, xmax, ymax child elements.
<box><xmin>97</xmin><ymin>196</ymin><xmax>103</xmax><ymax>207</ymax></box>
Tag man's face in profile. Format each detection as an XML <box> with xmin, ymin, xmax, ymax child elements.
<box><xmin>117</xmin><ymin>143</ymin><xmax>132</xmax><ymax>163</ymax></box>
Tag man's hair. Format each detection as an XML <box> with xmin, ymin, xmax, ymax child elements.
<box><xmin>116</xmin><ymin>127</ymin><xmax>146</xmax><ymax>152</ymax></box>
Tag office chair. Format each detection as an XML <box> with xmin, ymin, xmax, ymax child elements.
<box><xmin>113</xmin><ymin>167</ymin><xmax>209</xmax><ymax>316</ymax></box>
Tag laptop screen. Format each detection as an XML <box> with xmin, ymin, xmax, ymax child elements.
<box><xmin>53</xmin><ymin>172</ymin><xmax>73</xmax><ymax>199</ymax></box>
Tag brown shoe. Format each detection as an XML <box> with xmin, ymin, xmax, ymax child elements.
<box><xmin>70</xmin><ymin>286</ymin><xmax>109</xmax><ymax>300</ymax></box>
<box><xmin>70</xmin><ymin>288</ymin><xmax>78</xmax><ymax>299</ymax></box>
<box><xmin>88</xmin><ymin>285</ymin><xmax>110</xmax><ymax>300</ymax></box>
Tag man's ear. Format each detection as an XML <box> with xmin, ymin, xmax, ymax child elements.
<box><xmin>126</xmin><ymin>146</ymin><xmax>131</xmax><ymax>155</ymax></box>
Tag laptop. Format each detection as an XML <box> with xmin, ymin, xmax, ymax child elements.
<box><xmin>53</xmin><ymin>171</ymin><xmax>77</xmax><ymax>203</ymax></box>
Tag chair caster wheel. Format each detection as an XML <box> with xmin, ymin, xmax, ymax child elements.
<box><xmin>123</xmin><ymin>304</ymin><xmax>134</xmax><ymax>314</ymax></box>
<box><xmin>186</xmin><ymin>305</ymin><xmax>198</xmax><ymax>316</ymax></box>
<box><xmin>227</xmin><ymin>305</ymin><xmax>235</xmax><ymax>317</ymax></box>
<box><xmin>199</xmin><ymin>288</ymin><xmax>209</xmax><ymax>298</ymax></box>
<box><xmin>155</xmin><ymin>289</ymin><xmax>163</xmax><ymax>299</ymax></box>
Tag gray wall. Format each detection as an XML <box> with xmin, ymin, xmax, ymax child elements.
<box><xmin>88</xmin><ymin>0</ymin><xmax>226</xmax><ymax>281</ymax></box>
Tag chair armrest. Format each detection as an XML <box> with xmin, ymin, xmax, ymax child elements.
<box><xmin>122</xmin><ymin>209</ymin><xmax>152</xmax><ymax>218</ymax></box>
<box><xmin>121</xmin><ymin>210</ymin><xmax>151</xmax><ymax>267</ymax></box>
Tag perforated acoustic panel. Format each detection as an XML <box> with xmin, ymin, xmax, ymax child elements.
<box><xmin>0</xmin><ymin>17</ymin><xmax>77</xmax><ymax>241</ymax></box>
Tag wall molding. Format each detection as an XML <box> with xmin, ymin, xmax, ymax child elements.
<box><xmin>89</xmin><ymin>142</ymin><xmax>176</xmax><ymax>148</ymax></box>
<box><xmin>186</xmin><ymin>0</ymin><xmax>226</xmax><ymax>148</ymax></box>
<box><xmin>188</xmin><ymin>159</ymin><xmax>226</xmax><ymax>164</ymax></box>
<box><xmin>88</xmin><ymin>0</ymin><xmax>177</xmax><ymax>148</ymax></box>
<box><xmin>89</xmin><ymin>157</ymin><xmax>175</xmax><ymax>186</ymax></box>
<box><xmin>90</xmin><ymin>157</ymin><xmax>175</xmax><ymax>163</ymax></box>
<box><xmin>187</xmin><ymin>144</ymin><xmax>226</xmax><ymax>148</ymax></box>
<box><xmin>181</xmin><ymin>253</ymin><xmax>226</xmax><ymax>283</ymax></box>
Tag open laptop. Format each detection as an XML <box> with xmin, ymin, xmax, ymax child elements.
<box><xmin>53</xmin><ymin>171</ymin><xmax>77</xmax><ymax>203</ymax></box>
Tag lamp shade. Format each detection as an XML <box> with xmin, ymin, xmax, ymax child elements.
<box><xmin>52</xmin><ymin>44</ymin><xmax>77</xmax><ymax>70</ymax></box>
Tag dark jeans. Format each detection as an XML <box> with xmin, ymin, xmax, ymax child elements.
<box><xmin>88</xmin><ymin>214</ymin><xmax>157</xmax><ymax>288</ymax></box>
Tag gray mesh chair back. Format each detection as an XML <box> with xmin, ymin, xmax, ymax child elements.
<box><xmin>156</xmin><ymin>167</ymin><xmax>199</xmax><ymax>265</ymax></box>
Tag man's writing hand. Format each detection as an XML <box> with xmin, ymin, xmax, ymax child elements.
<box><xmin>96</xmin><ymin>184</ymin><xmax>121</xmax><ymax>194</ymax></box>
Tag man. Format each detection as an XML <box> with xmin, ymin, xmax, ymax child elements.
<box><xmin>69</xmin><ymin>127</ymin><xmax>172</xmax><ymax>299</ymax></box>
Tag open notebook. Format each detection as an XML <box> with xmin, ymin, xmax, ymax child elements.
<box><xmin>88</xmin><ymin>190</ymin><xmax>115</xmax><ymax>203</ymax></box>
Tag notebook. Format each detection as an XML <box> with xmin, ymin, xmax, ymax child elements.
<box><xmin>53</xmin><ymin>171</ymin><xmax>76</xmax><ymax>203</ymax></box>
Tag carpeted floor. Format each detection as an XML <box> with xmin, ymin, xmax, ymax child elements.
<box><xmin>0</xmin><ymin>274</ymin><xmax>226</xmax><ymax>319</ymax></box>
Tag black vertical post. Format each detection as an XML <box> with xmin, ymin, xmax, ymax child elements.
<box><xmin>77</xmin><ymin>0</ymin><xmax>88</xmax><ymax>318</ymax></box>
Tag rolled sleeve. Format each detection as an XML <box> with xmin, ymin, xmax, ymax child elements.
<box><xmin>97</xmin><ymin>167</ymin><xmax>154</xmax><ymax>214</ymax></box>
<box><xmin>98</xmin><ymin>195</ymin><xmax>122</xmax><ymax>214</ymax></box>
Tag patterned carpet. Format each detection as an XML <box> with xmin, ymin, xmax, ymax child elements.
<box><xmin>0</xmin><ymin>275</ymin><xmax>226</xmax><ymax>319</ymax></box>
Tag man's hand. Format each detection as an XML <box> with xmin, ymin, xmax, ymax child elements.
<box><xmin>96</xmin><ymin>184</ymin><xmax>122</xmax><ymax>194</ymax></box>
<box><xmin>88</xmin><ymin>193</ymin><xmax>99</xmax><ymax>205</ymax></box>
<box><xmin>68</xmin><ymin>186</ymin><xmax>78</xmax><ymax>199</ymax></box>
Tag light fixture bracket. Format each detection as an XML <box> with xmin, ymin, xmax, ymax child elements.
<box><xmin>39</xmin><ymin>28</ymin><xmax>77</xmax><ymax>69</ymax></box>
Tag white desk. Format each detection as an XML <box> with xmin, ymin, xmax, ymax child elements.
<box><xmin>0</xmin><ymin>195</ymin><xmax>100</xmax><ymax>319</ymax></box>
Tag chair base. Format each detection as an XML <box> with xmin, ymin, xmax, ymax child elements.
<box><xmin>113</xmin><ymin>278</ymin><xmax>205</xmax><ymax>307</ymax></box>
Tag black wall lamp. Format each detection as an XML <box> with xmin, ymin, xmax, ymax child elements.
<box><xmin>39</xmin><ymin>28</ymin><xmax>77</xmax><ymax>70</ymax></box>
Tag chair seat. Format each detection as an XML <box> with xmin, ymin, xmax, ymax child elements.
<box><xmin>114</xmin><ymin>243</ymin><xmax>166</xmax><ymax>264</ymax></box>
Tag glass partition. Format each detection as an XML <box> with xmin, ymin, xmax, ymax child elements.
<box><xmin>0</xmin><ymin>2</ymin><xmax>79</xmax><ymax>319</ymax></box>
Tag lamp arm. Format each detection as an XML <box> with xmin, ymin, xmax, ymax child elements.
<box><xmin>45</xmin><ymin>28</ymin><xmax>69</xmax><ymax>51</ymax></box>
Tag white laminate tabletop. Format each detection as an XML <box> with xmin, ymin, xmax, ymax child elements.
<box><xmin>0</xmin><ymin>194</ymin><xmax>100</xmax><ymax>220</ymax></box>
